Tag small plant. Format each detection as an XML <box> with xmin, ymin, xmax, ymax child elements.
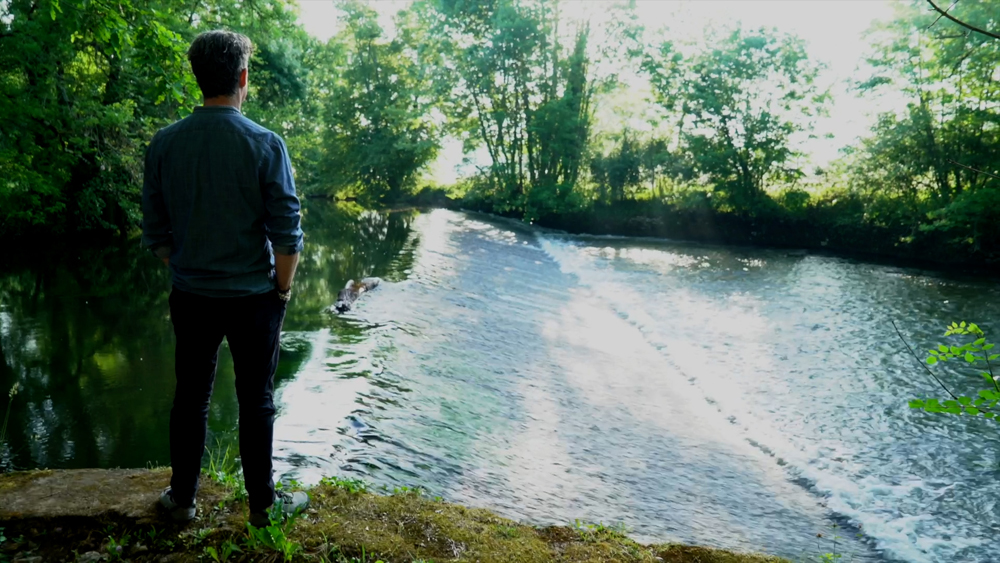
<box><xmin>390</xmin><ymin>485</ymin><xmax>425</xmax><ymax>497</ymax></box>
<box><xmin>898</xmin><ymin>321</ymin><xmax>1000</xmax><ymax>420</ymax></box>
<box><xmin>339</xmin><ymin>546</ymin><xmax>385</xmax><ymax>563</ymax></box>
<box><xmin>105</xmin><ymin>533</ymin><xmax>130</xmax><ymax>561</ymax></box>
<box><xmin>204</xmin><ymin>540</ymin><xmax>242</xmax><ymax>562</ymax></box>
<box><xmin>183</xmin><ymin>527</ymin><xmax>212</xmax><ymax>546</ymax></box>
<box><xmin>572</xmin><ymin>520</ymin><xmax>629</xmax><ymax>543</ymax></box>
<box><xmin>275</xmin><ymin>479</ymin><xmax>302</xmax><ymax>491</ymax></box>
<box><xmin>494</xmin><ymin>524</ymin><xmax>519</xmax><ymax>538</ymax></box>
<box><xmin>244</xmin><ymin>508</ymin><xmax>302</xmax><ymax>562</ymax></box>
<box><xmin>204</xmin><ymin>440</ymin><xmax>247</xmax><ymax>502</ymax></box>
<box><xmin>143</xmin><ymin>526</ymin><xmax>177</xmax><ymax>551</ymax></box>
<box><xmin>810</xmin><ymin>523</ymin><xmax>857</xmax><ymax>563</ymax></box>
<box><xmin>319</xmin><ymin>475</ymin><xmax>369</xmax><ymax>494</ymax></box>
<box><xmin>0</xmin><ymin>383</ymin><xmax>19</xmax><ymax>464</ymax></box>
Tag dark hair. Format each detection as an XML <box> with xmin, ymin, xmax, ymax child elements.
<box><xmin>187</xmin><ymin>30</ymin><xmax>253</xmax><ymax>99</ymax></box>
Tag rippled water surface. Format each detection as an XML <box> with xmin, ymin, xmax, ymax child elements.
<box><xmin>3</xmin><ymin>205</ymin><xmax>1000</xmax><ymax>563</ymax></box>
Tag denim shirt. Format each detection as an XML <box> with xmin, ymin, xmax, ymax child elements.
<box><xmin>141</xmin><ymin>106</ymin><xmax>304</xmax><ymax>297</ymax></box>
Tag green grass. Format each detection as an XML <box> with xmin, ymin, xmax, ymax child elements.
<box><xmin>204</xmin><ymin>440</ymin><xmax>248</xmax><ymax>503</ymax></box>
<box><xmin>0</xmin><ymin>383</ymin><xmax>19</xmax><ymax>467</ymax></box>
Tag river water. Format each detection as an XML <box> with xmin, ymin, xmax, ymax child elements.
<box><xmin>2</xmin><ymin>205</ymin><xmax>999</xmax><ymax>562</ymax></box>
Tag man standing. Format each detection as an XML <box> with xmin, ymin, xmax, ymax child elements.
<box><xmin>142</xmin><ymin>30</ymin><xmax>307</xmax><ymax>527</ymax></box>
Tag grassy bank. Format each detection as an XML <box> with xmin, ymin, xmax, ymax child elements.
<box><xmin>0</xmin><ymin>469</ymin><xmax>789</xmax><ymax>563</ymax></box>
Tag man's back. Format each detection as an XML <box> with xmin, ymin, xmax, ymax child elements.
<box><xmin>142</xmin><ymin>106</ymin><xmax>303</xmax><ymax>297</ymax></box>
<box><xmin>144</xmin><ymin>30</ymin><xmax>308</xmax><ymax>526</ymax></box>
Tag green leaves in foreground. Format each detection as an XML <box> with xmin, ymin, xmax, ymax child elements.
<box><xmin>910</xmin><ymin>321</ymin><xmax>1000</xmax><ymax>421</ymax></box>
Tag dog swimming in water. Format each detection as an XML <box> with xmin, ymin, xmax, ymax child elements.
<box><xmin>334</xmin><ymin>277</ymin><xmax>380</xmax><ymax>313</ymax></box>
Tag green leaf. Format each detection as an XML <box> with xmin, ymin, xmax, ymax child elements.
<box><xmin>939</xmin><ymin>345</ymin><xmax>949</xmax><ymax>353</ymax></box>
<box><xmin>966</xmin><ymin>352</ymin><xmax>976</xmax><ymax>363</ymax></box>
<box><xmin>967</xmin><ymin>407</ymin><xmax>980</xmax><ymax>416</ymax></box>
<box><xmin>985</xmin><ymin>344</ymin><xmax>995</xmax><ymax>350</ymax></box>
<box><xmin>985</xmin><ymin>412</ymin><xmax>996</xmax><ymax>419</ymax></box>
<box><xmin>909</xmin><ymin>399</ymin><xmax>925</xmax><ymax>409</ymax></box>
<box><xmin>959</xmin><ymin>396</ymin><xmax>973</xmax><ymax>406</ymax></box>
<box><xmin>974</xmin><ymin>338</ymin><xmax>986</xmax><ymax>346</ymax></box>
<box><xmin>927</xmin><ymin>356</ymin><xmax>938</xmax><ymax>365</ymax></box>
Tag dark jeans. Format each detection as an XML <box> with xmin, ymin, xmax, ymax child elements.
<box><xmin>168</xmin><ymin>287</ymin><xmax>287</xmax><ymax>513</ymax></box>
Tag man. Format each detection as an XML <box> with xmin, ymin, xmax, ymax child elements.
<box><xmin>141</xmin><ymin>30</ymin><xmax>307</xmax><ymax>528</ymax></box>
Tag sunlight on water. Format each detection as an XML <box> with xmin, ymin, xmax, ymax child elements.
<box><xmin>5</xmin><ymin>206</ymin><xmax>1000</xmax><ymax>562</ymax></box>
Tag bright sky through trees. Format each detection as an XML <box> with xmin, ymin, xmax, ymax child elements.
<box><xmin>297</xmin><ymin>0</ymin><xmax>899</xmax><ymax>181</ymax></box>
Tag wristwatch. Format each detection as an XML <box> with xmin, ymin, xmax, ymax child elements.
<box><xmin>277</xmin><ymin>287</ymin><xmax>292</xmax><ymax>302</ymax></box>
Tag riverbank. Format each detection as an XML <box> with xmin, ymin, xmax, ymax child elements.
<box><xmin>0</xmin><ymin>469</ymin><xmax>788</xmax><ymax>563</ymax></box>
<box><xmin>453</xmin><ymin>197</ymin><xmax>1000</xmax><ymax>274</ymax></box>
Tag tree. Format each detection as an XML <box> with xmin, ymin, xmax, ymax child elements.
<box><xmin>925</xmin><ymin>0</ymin><xmax>1000</xmax><ymax>41</ymax></box>
<box><xmin>321</xmin><ymin>1</ymin><xmax>438</xmax><ymax>203</ymax></box>
<box><xmin>0</xmin><ymin>0</ymin><xmax>196</xmax><ymax>238</ymax></box>
<box><xmin>0</xmin><ymin>0</ymin><xmax>318</xmax><ymax>239</ymax></box>
<box><xmin>590</xmin><ymin>131</ymin><xmax>641</xmax><ymax>203</ymax></box>
<box><xmin>855</xmin><ymin>0</ymin><xmax>1000</xmax><ymax>252</ymax></box>
<box><xmin>642</xmin><ymin>26</ymin><xmax>826</xmax><ymax>210</ymax></box>
<box><xmin>427</xmin><ymin>0</ymin><xmax>594</xmax><ymax>220</ymax></box>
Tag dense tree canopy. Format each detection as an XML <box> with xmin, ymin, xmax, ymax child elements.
<box><xmin>0</xmin><ymin>0</ymin><xmax>312</xmax><ymax>239</ymax></box>
<box><xmin>2</xmin><ymin>0</ymin><xmax>999</xmax><ymax>262</ymax></box>
<box><xmin>643</xmin><ymin>27</ymin><xmax>827</xmax><ymax>208</ymax></box>
<box><xmin>320</xmin><ymin>1</ymin><xmax>438</xmax><ymax>204</ymax></box>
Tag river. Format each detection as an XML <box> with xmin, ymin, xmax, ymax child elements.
<box><xmin>2</xmin><ymin>204</ymin><xmax>998</xmax><ymax>562</ymax></box>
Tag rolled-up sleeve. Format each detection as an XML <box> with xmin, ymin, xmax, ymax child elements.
<box><xmin>259</xmin><ymin>134</ymin><xmax>304</xmax><ymax>255</ymax></box>
<box><xmin>141</xmin><ymin>136</ymin><xmax>173</xmax><ymax>257</ymax></box>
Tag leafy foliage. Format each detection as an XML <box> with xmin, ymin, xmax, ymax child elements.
<box><xmin>3</xmin><ymin>0</ymin><xmax>1000</xmax><ymax>265</ymax></box>
<box><xmin>0</xmin><ymin>0</ymin><xmax>314</xmax><ymax>239</ymax></box>
<box><xmin>319</xmin><ymin>475</ymin><xmax>371</xmax><ymax>494</ymax></box>
<box><xmin>642</xmin><ymin>26</ymin><xmax>826</xmax><ymax>209</ymax></box>
<box><xmin>909</xmin><ymin>321</ymin><xmax>1000</xmax><ymax>420</ymax></box>
<box><xmin>850</xmin><ymin>0</ymin><xmax>1000</xmax><ymax>255</ymax></box>
<box><xmin>427</xmin><ymin>0</ymin><xmax>595</xmax><ymax>220</ymax></box>
<box><xmin>204</xmin><ymin>540</ymin><xmax>242</xmax><ymax>563</ymax></box>
<box><xmin>320</xmin><ymin>1</ymin><xmax>439</xmax><ymax>204</ymax></box>
<box><xmin>244</xmin><ymin>509</ymin><xmax>302</xmax><ymax>562</ymax></box>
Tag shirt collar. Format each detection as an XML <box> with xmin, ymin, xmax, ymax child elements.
<box><xmin>193</xmin><ymin>105</ymin><xmax>242</xmax><ymax>115</ymax></box>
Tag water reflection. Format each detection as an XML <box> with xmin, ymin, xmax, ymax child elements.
<box><xmin>0</xmin><ymin>204</ymin><xmax>416</xmax><ymax>471</ymax></box>
<box><xmin>6</xmin><ymin>206</ymin><xmax>1000</xmax><ymax>562</ymax></box>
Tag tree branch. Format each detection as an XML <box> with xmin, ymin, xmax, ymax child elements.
<box><xmin>947</xmin><ymin>159</ymin><xmax>1000</xmax><ymax>181</ymax></box>
<box><xmin>926</xmin><ymin>0</ymin><xmax>1000</xmax><ymax>41</ymax></box>
<box><xmin>925</xmin><ymin>0</ymin><xmax>958</xmax><ymax>30</ymax></box>
<box><xmin>891</xmin><ymin>319</ymin><xmax>959</xmax><ymax>401</ymax></box>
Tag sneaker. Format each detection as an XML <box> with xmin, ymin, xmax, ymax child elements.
<box><xmin>248</xmin><ymin>490</ymin><xmax>310</xmax><ymax>528</ymax></box>
<box><xmin>159</xmin><ymin>487</ymin><xmax>196</xmax><ymax>522</ymax></box>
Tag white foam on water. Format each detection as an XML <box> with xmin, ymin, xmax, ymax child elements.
<box><xmin>538</xmin><ymin>235</ymin><xmax>988</xmax><ymax>563</ymax></box>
